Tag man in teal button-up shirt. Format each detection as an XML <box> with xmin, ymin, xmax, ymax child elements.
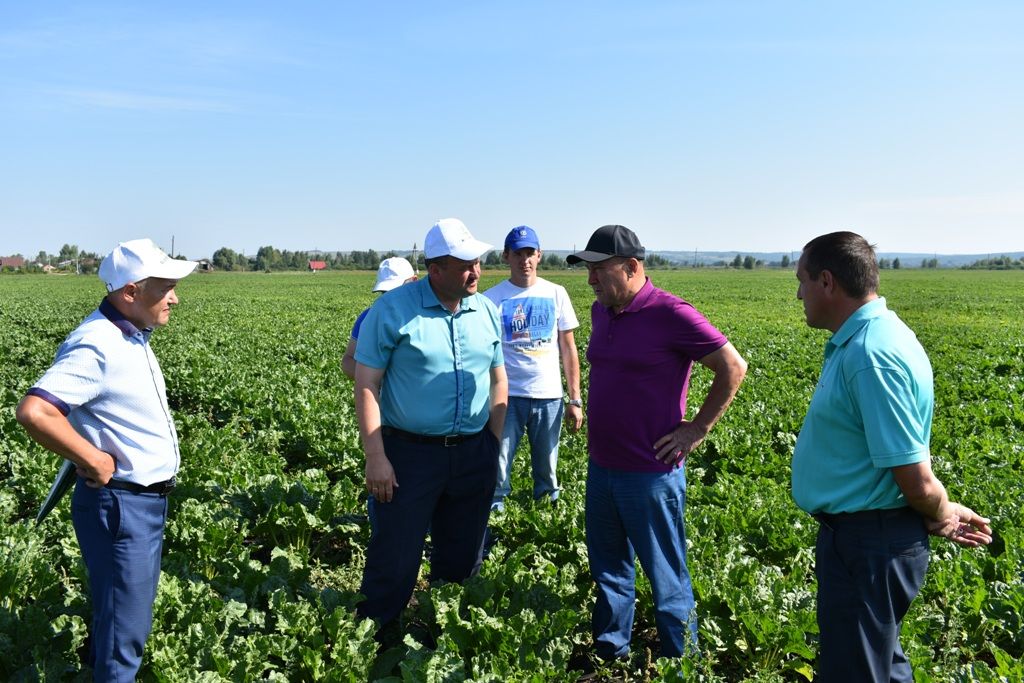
<box><xmin>356</xmin><ymin>275</ymin><xmax>503</xmax><ymax>436</ymax></box>
<box><xmin>354</xmin><ymin>218</ymin><xmax>507</xmax><ymax>631</ymax></box>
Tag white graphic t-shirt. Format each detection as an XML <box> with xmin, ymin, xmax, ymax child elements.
<box><xmin>483</xmin><ymin>278</ymin><xmax>579</xmax><ymax>399</ymax></box>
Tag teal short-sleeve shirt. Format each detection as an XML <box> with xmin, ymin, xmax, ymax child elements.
<box><xmin>792</xmin><ymin>298</ymin><xmax>934</xmax><ymax>514</ymax></box>
<box><xmin>355</xmin><ymin>277</ymin><xmax>503</xmax><ymax>436</ymax></box>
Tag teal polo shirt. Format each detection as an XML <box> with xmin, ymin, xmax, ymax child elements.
<box><xmin>355</xmin><ymin>277</ymin><xmax>503</xmax><ymax>436</ymax></box>
<box><xmin>792</xmin><ymin>298</ymin><xmax>933</xmax><ymax>514</ymax></box>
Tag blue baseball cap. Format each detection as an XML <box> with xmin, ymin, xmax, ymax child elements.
<box><xmin>504</xmin><ymin>225</ymin><xmax>541</xmax><ymax>251</ymax></box>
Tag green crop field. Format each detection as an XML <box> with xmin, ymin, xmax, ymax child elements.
<box><xmin>1</xmin><ymin>269</ymin><xmax>1021</xmax><ymax>682</ymax></box>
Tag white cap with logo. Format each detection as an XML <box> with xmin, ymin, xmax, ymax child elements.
<box><xmin>423</xmin><ymin>218</ymin><xmax>492</xmax><ymax>261</ymax></box>
<box><xmin>99</xmin><ymin>238</ymin><xmax>199</xmax><ymax>292</ymax></box>
<box><xmin>372</xmin><ymin>257</ymin><xmax>415</xmax><ymax>292</ymax></box>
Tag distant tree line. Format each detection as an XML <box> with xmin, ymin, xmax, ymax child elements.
<box><xmin>0</xmin><ymin>244</ymin><xmax>102</xmax><ymax>274</ymax></box>
<box><xmin>19</xmin><ymin>244</ymin><xmax>1007</xmax><ymax>276</ymax></box>
<box><xmin>482</xmin><ymin>251</ymin><xmax>571</xmax><ymax>270</ymax></box>
<box><xmin>641</xmin><ymin>252</ymin><xmax>798</xmax><ymax>269</ymax></box>
<box><xmin>960</xmin><ymin>255</ymin><xmax>1024</xmax><ymax>270</ymax></box>
<box><xmin>211</xmin><ymin>247</ymin><xmax>409</xmax><ymax>272</ymax></box>
<box><xmin>0</xmin><ymin>244</ymin><xmax>789</xmax><ymax>275</ymax></box>
<box><xmin>722</xmin><ymin>254</ymin><xmax>764</xmax><ymax>269</ymax></box>
<box><xmin>206</xmin><ymin>247</ymin><xmax>687</xmax><ymax>272</ymax></box>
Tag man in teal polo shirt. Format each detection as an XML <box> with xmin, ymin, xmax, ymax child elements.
<box><xmin>792</xmin><ymin>231</ymin><xmax>992</xmax><ymax>682</ymax></box>
<box><xmin>353</xmin><ymin>217</ymin><xmax>507</xmax><ymax>629</ymax></box>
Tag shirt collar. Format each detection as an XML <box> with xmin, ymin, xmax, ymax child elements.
<box><xmin>419</xmin><ymin>276</ymin><xmax>478</xmax><ymax>313</ymax></box>
<box><xmin>99</xmin><ymin>298</ymin><xmax>150</xmax><ymax>339</ymax></box>
<box><xmin>829</xmin><ymin>297</ymin><xmax>887</xmax><ymax>349</ymax></box>
<box><xmin>609</xmin><ymin>277</ymin><xmax>655</xmax><ymax>316</ymax></box>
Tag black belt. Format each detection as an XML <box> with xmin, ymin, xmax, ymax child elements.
<box><xmin>382</xmin><ymin>426</ymin><xmax>483</xmax><ymax>447</ymax></box>
<box><xmin>814</xmin><ymin>507</ymin><xmax>918</xmax><ymax>526</ymax></box>
<box><xmin>106</xmin><ymin>477</ymin><xmax>176</xmax><ymax>496</ymax></box>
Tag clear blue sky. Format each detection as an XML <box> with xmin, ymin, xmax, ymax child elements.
<box><xmin>2</xmin><ymin>1</ymin><xmax>1022</xmax><ymax>259</ymax></box>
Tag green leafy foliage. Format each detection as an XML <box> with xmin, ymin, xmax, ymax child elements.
<box><xmin>1</xmin><ymin>269</ymin><xmax>1021</xmax><ymax>680</ymax></box>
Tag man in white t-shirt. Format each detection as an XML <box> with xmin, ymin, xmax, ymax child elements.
<box><xmin>484</xmin><ymin>226</ymin><xmax>582</xmax><ymax>511</ymax></box>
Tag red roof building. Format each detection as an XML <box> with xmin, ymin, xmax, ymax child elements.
<box><xmin>1</xmin><ymin>256</ymin><xmax>26</xmax><ymax>269</ymax></box>
<box><xmin>308</xmin><ymin>260</ymin><xmax>327</xmax><ymax>271</ymax></box>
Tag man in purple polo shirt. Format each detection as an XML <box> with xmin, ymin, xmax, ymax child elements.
<box><xmin>567</xmin><ymin>225</ymin><xmax>747</xmax><ymax>661</ymax></box>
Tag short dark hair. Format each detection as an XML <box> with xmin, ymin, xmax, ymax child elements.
<box><xmin>424</xmin><ymin>255</ymin><xmax>448</xmax><ymax>269</ymax></box>
<box><xmin>801</xmin><ymin>231</ymin><xmax>879</xmax><ymax>298</ymax></box>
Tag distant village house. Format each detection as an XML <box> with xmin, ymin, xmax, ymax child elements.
<box><xmin>1</xmin><ymin>256</ymin><xmax>26</xmax><ymax>270</ymax></box>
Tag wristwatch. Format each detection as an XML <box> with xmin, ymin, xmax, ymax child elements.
<box><xmin>566</xmin><ymin>398</ymin><xmax>583</xmax><ymax>408</ymax></box>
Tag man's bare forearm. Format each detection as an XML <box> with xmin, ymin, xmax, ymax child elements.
<box><xmin>488</xmin><ymin>366</ymin><xmax>508</xmax><ymax>439</ymax></box>
<box><xmin>16</xmin><ymin>395</ymin><xmax>114</xmax><ymax>484</ymax></box>
<box><xmin>691</xmin><ymin>342</ymin><xmax>747</xmax><ymax>435</ymax></box>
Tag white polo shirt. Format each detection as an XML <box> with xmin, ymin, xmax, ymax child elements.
<box><xmin>28</xmin><ymin>299</ymin><xmax>181</xmax><ymax>485</ymax></box>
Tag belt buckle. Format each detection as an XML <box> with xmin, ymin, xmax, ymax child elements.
<box><xmin>158</xmin><ymin>478</ymin><xmax>177</xmax><ymax>495</ymax></box>
<box><xmin>442</xmin><ymin>434</ymin><xmax>459</xmax><ymax>447</ymax></box>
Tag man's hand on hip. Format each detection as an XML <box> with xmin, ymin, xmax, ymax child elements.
<box><xmin>653</xmin><ymin>420</ymin><xmax>709</xmax><ymax>467</ymax></box>
<box><xmin>78</xmin><ymin>451</ymin><xmax>116</xmax><ymax>488</ymax></box>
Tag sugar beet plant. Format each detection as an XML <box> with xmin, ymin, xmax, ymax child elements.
<box><xmin>1</xmin><ymin>269</ymin><xmax>1021</xmax><ymax>681</ymax></box>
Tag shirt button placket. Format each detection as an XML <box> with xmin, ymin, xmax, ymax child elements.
<box><xmin>451</xmin><ymin>313</ymin><xmax>464</xmax><ymax>435</ymax></box>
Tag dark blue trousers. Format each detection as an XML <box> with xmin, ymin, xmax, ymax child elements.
<box><xmin>358</xmin><ymin>429</ymin><xmax>498</xmax><ymax>625</ymax></box>
<box><xmin>71</xmin><ymin>478</ymin><xmax>167</xmax><ymax>683</ymax></box>
<box><xmin>814</xmin><ymin>507</ymin><xmax>929</xmax><ymax>683</ymax></box>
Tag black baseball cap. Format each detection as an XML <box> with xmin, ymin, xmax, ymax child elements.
<box><xmin>566</xmin><ymin>225</ymin><xmax>646</xmax><ymax>264</ymax></box>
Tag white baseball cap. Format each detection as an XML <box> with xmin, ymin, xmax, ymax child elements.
<box><xmin>98</xmin><ymin>238</ymin><xmax>198</xmax><ymax>292</ymax></box>
<box><xmin>423</xmin><ymin>218</ymin><xmax>492</xmax><ymax>260</ymax></box>
<box><xmin>372</xmin><ymin>257</ymin><xmax>415</xmax><ymax>292</ymax></box>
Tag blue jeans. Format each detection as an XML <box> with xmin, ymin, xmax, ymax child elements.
<box><xmin>358</xmin><ymin>429</ymin><xmax>498</xmax><ymax>625</ymax></box>
<box><xmin>71</xmin><ymin>478</ymin><xmax>168</xmax><ymax>683</ymax></box>
<box><xmin>814</xmin><ymin>507</ymin><xmax>929</xmax><ymax>682</ymax></box>
<box><xmin>585</xmin><ymin>461</ymin><xmax>697</xmax><ymax>659</ymax></box>
<box><xmin>493</xmin><ymin>396</ymin><xmax>563</xmax><ymax>506</ymax></box>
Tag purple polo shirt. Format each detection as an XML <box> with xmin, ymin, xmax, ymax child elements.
<box><xmin>587</xmin><ymin>278</ymin><xmax>728</xmax><ymax>472</ymax></box>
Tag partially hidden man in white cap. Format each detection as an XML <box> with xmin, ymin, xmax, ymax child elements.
<box><xmin>352</xmin><ymin>218</ymin><xmax>507</xmax><ymax>634</ymax></box>
<box><xmin>341</xmin><ymin>256</ymin><xmax>417</xmax><ymax>379</ymax></box>
<box><xmin>16</xmin><ymin>238</ymin><xmax>197</xmax><ymax>681</ymax></box>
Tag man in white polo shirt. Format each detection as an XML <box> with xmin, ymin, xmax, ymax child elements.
<box><xmin>16</xmin><ymin>238</ymin><xmax>196</xmax><ymax>682</ymax></box>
